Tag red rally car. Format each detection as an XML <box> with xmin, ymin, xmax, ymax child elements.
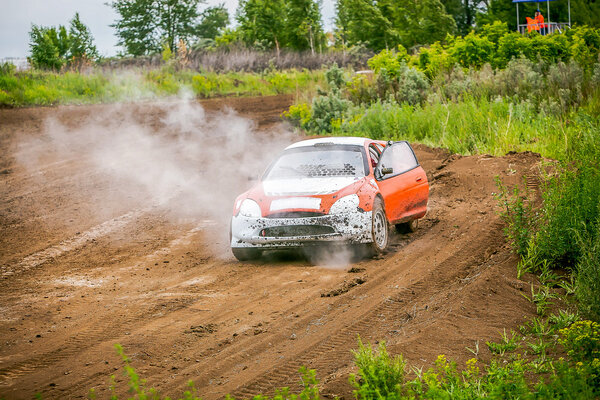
<box><xmin>230</xmin><ymin>137</ymin><xmax>429</xmax><ymax>261</ymax></box>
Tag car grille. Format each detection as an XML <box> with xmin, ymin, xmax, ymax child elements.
<box><xmin>260</xmin><ymin>225</ymin><xmax>335</xmax><ymax>237</ymax></box>
<box><xmin>266</xmin><ymin>211</ymin><xmax>325</xmax><ymax>219</ymax></box>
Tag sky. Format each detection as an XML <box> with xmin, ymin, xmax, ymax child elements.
<box><xmin>0</xmin><ymin>0</ymin><xmax>337</xmax><ymax>59</ymax></box>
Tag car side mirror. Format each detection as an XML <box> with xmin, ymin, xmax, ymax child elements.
<box><xmin>381</xmin><ymin>167</ymin><xmax>394</xmax><ymax>175</ymax></box>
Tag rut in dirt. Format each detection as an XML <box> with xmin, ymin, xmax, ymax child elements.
<box><xmin>0</xmin><ymin>97</ymin><xmax>540</xmax><ymax>400</ymax></box>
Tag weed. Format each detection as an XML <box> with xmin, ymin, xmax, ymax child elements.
<box><xmin>466</xmin><ymin>340</ymin><xmax>480</xmax><ymax>359</ymax></box>
<box><xmin>486</xmin><ymin>329</ymin><xmax>520</xmax><ymax>355</ymax></box>
<box><xmin>523</xmin><ymin>284</ymin><xmax>557</xmax><ymax>316</ymax></box>
<box><xmin>494</xmin><ymin>176</ymin><xmax>536</xmax><ymax>258</ymax></box>
<box><xmin>521</xmin><ymin>316</ymin><xmax>552</xmax><ymax>337</ymax></box>
<box><xmin>527</xmin><ymin>338</ymin><xmax>551</xmax><ymax>356</ymax></box>
<box><xmin>549</xmin><ymin>309</ymin><xmax>579</xmax><ymax>331</ymax></box>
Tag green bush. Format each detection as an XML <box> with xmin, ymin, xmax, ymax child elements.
<box><xmin>350</xmin><ymin>339</ymin><xmax>407</xmax><ymax>399</ymax></box>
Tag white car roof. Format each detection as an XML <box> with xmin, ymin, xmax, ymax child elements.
<box><xmin>285</xmin><ymin>137</ymin><xmax>368</xmax><ymax>150</ymax></box>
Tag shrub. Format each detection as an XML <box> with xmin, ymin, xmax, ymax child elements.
<box><xmin>282</xmin><ymin>102</ymin><xmax>312</xmax><ymax>129</ymax></box>
<box><xmin>450</xmin><ymin>32</ymin><xmax>495</xmax><ymax>69</ymax></box>
<box><xmin>350</xmin><ymin>339</ymin><xmax>407</xmax><ymax>399</ymax></box>
<box><xmin>575</xmin><ymin>222</ymin><xmax>600</xmax><ymax>321</ymax></box>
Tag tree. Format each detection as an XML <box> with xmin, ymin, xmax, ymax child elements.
<box><xmin>335</xmin><ymin>0</ymin><xmax>398</xmax><ymax>51</ymax></box>
<box><xmin>334</xmin><ymin>0</ymin><xmax>455</xmax><ymax>51</ymax></box>
<box><xmin>28</xmin><ymin>14</ymin><xmax>98</xmax><ymax>70</ymax></box>
<box><xmin>110</xmin><ymin>0</ymin><xmax>158</xmax><ymax>56</ymax></box>
<box><xmin>196</xmin><ymin>4</ymin><xmax>229</xmax><ymax>40</ymax></box>
<box><xmin>29</xmin><ymin>25</ymin><xmax>65</xmax><ymax>70</ymax></box>
<box><xmin>109</xmin><ymin>0</ymin><xmax>204</xmax><ymax>56</ymax></box>
<box><xmin>236</xmin><ymin>0</ymin><xmax>286</xmax><ymax>54</ymax></box>
<box><xmin>69</xmin><ymin>12</ymin><xmax>99</xmax><ymax>60</ymax></box>
<box><xmin>440</xmin><ymin>0</ymin><xmax>484</xmax><ymax>35</ymax></box>
<box><xmin>386</xmin><ymin>0</ymin><xmax>457</xmax><ymax>48</ymax></box>
<box><xmin>284</xmin><ymin>0</ymin><xmax>326</xmax><ymax>53</ymax></box>
<box><xmin>155</xmin><ymin>0</ymin><xmax>201</xmax><ymax>54</ymax></box>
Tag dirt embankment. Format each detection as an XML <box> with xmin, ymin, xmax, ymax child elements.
<box><xmin>0</xmin><ymin>95</ymin><xmax>540</xmax><ymax>399</ymax></box>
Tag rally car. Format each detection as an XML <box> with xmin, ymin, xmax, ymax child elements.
<box><xmin>230</xmin><ymin>137</ymin><xmax>429</xmax><ymax>261</ymax></box>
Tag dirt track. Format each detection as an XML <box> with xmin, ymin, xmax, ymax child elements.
<box><xmin>0</xmin><ymin>95</ymin><xmax>541</xmax><ymax>399</ymax></box>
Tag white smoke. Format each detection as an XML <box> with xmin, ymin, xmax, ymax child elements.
<box><xmin>16</xmin><ymin>94</ymin><xmax>296</xmax><ymax>255</ymax></box>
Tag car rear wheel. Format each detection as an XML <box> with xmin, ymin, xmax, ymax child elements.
<box><xmin>369</xmin><ymin>197</ymin><xmax>389</xmax><ymax>255</ymax></box>
<box><xmin>231</xmin><ymin>247</ymin><xmax>262</xmax><ymax>261</ymax></box>
<box><xmin>395</xmin><ymin>219</ymin><xmax>419</xmax><ymax>234</ymax></box>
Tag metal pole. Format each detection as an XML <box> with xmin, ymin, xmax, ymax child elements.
<box><xmin>568</xmin><ymin>0</ymin><xmax>571</xmax><ymax>27</ymax></box>
<box><xmin>516</xmin><ymin>3</ymin><xmax>520</xmax><ymax>33</ymax></box>
<box><xmin>547</xmin><ymin>0</ymin><xmax>550</xmax><ymax>34</ymax></box>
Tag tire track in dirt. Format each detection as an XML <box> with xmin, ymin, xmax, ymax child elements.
<box><xmin>230</xmin><ymin>218</ymin><xmax>504</xmax><ymax>399</ymax></box>
<box><xmin>0</xmin><ymin>221</ymin><xmax>216</xmax><ymax>386</ymax></box>
<box><xmin>1</xmin><ymin>208</ymin><xmax>149</xmax><ymax>277</ymax></box>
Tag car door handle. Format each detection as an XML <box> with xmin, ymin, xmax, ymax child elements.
<box><xmin>416</xmin><ymin>177</ymin><xmax>423</xmax><ymax>182</ymax></box>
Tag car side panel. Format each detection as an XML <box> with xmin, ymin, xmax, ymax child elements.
<box><xmin>377</xmin><ymin>166</ymin><xmax>428</xmax><ymax>224</ymax></box>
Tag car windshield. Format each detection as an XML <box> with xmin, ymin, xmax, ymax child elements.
<box><xmin>264</xmin><ymin>145</ymin><xmax>366</xmax><ymax>181</ymax></box>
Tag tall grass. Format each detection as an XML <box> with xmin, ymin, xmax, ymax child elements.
<box><xmin>329</xmin><ymin>98</ymin><xmax>575</xmax><ymax>159</ymax></box>
<box><xmin>0</xmin><ymin>68</ymin><xmax>325</xmax><ymax>107</ymax></box>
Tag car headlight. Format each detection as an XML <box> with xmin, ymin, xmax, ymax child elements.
<box><xmin>239</xmin><ymin>199</ymin><xmax>262</xmax><ymax>217</ymax></box>
<box><xmin>329</xmin><ymin>194</ymin><xmax>360</xmax><ymax>214</ymax></box>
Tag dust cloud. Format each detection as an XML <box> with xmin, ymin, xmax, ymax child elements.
<box><xmin>15</xmin><ymin>92</ymin><xmax>295</xmax><ymax>253</ymax></box>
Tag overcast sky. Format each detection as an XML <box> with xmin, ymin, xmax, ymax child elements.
<box><xmin>0</xmin><ymin>0</ymin><xmax>337</xmax><ymax>59</ymax></box>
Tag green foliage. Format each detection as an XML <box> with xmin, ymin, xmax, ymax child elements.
<box><xmin>283</xmin><ymin>102</ymin><xmax>312</xmax><ymax>129</ymax></box>
<box><xmin>0</xmin><ymin>68</ymin><xmax>324</xmax><ymax>107</ymax></box>
<box><xmin>559</xmin><ymin>321</ymin><xmax>600</xmax><ymax>363</ymax></box>
<box><xmin>28</xmin><ymin>25</ymin><xmax>65</xmax><ymax>70</ymax></box>
<box><xmin>110</xmin><ymin>0</ymin><xmax>158</xmax><ymax>56</ymax></box>
<box><xmin>494</xmin><ymin>177</ymin><xmax>536</xmax><ymax>258</ymax></box>
<box><xmin>350</xmin><ymin>338</ymin><xmax>407</xmax><ymax>399</ymax></box>
<box><xmin>195</xmin><ymin>4</ymin><xmax>229</xmax><ymax>40</ymax></box>
<box><xmin>28</xmin><ymin>14</ymin><xmax>98</xmax><ymax>70</ymax></box>
<box><xmin>334</xmin><ymin>0</ymin><xmax>455</xmax><ymax>51</ymax></box>
<box><xmin>236</xmin><ymin>0</ymin><xmax>325</xmax><ymax>53</ymax></box>
<box><xmin>110</xmin><ymin>0</ymin><xmax>202</xmax><ymax>55</ymax></box>
<box><xmin>283</xmin><ymin>0</ymin><xmax>326</xmax><ymax>53</ymax></box>
<box><xmin>450</xmin><ymin>32</ymin><xmax>495</xmax><ymax>68</ymax></box>
<box><xmin>575</xmin><ymin>222</ymin><xmax>600</xmax><ymax>321</ymax></box>
<box><xmin>549</xmin><ymin>309</ymin><xmax>579</xmax><ymax>331</ymax></box>
<box><xmin>68</xmin><ymin>12</ymin><xmax>99</xmax><ymax>61</ymax></box>
<box><xmin>486</xmin><ymin>329</ymin><xmax>521</xmax><ymax>355</ymax></box>
<box><xmin>236</xmin><ymin>0</ymin><xmax>286</xmax><ymax>52</ymax></box>
<box><xmin>367</xmin><ymin>47</ymin><xmax>409</xmax><ymax>77</ymax></box>
<box><xmin>108</xmin><ymin>344</ymin><xmax>320</xmax><ymax>400</ymax></box>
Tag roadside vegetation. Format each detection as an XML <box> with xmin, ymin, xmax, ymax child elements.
<box><xmin>0</xmin><ymin>63</ymin><xmax>324</xmax><ymax>106</ymax></box>
<box><xmin>277</xmin><ymin>24</ymin><xmax>600</xmax><ymax>400</ymax></box>
<box><xmin>5</xmin><ymin>0</ymin><xmax>600</xmax><ymax>397</ymax></box>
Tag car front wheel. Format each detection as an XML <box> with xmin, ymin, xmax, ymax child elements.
<box><xmin>231</xmin><ymin>247</ymin><xmax>262</xmax><ymax>261</ymax></box>
<box><xmin>369</xmin><ymin>197</ymin><xmax>389</xmax><ymax>256</ymax></box>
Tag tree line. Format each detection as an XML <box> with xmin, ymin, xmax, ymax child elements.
<box><xmin>28</xmin><ymin>0</ymin><xmax>600</xmax><ymax>70</ymax></box>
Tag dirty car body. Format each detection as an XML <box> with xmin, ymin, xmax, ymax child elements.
<box><xmin>230</xmin><ymin>137</ymin><xmax>429</xmax><ymax>260</ymax></box>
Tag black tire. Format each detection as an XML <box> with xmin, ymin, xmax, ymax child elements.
<box><xmin>231</xmin><ymin>247</ymin><xmax>262</xmax><ymax>261</ymax></box>
<box><xmin>369</xmin><ymin>197</ymin><xmax>389</xmax><ymax>256</ymax></box>
<box><xmin>395</xmin><ymin>219</ymin><xmax>419</xmax><ymax>234</ymax></box>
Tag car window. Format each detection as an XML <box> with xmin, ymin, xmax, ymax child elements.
<box><xmin>264</xmin><ymin>146</ymin><xmax>367</xmax><ymax>180</ymax></box>
<box><xmin>378</xmin><ymin>142</ymin><xmax>418</xmax><ymax>177</ymax></box>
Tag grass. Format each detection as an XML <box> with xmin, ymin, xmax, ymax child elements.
<box><xmin>0</xmin><ymin>67</ymin><xmax>325</xmax><ymax>107</ymax></box>
<box><xmin>312</xmin><ymin>97</ymin><xmax>596</xmax><ymax>161</ymax></box>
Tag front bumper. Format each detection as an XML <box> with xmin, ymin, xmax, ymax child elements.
<box><xmin>231</xmin><ymin>211</ymin><xmax>373</xmax><ymax>248</ymax></box>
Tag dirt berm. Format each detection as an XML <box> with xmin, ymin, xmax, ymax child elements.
<box><xmin>0</xmin><ymin>95</ymin><xmax>540</xmax><ymax>399</ymax></box>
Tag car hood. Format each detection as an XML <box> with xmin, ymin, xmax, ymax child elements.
<box><xmin>262</xmin><ymin>177</ymin><xmax>361</xmax><ymax>196</ymax></box>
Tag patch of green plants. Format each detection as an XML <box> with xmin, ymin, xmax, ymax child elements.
<box><xmin>0</xmin><ymin>67</ymin><xmax>325</xmax><ymax>107</ymax></box>
<box><xmin>494</xmin><ymin>128</ymin><xmax>600</xmax><ymax>320</ymax></box>
<box><xmin>486</xmin><ymin>329</ymin><xmax>520</xmax><ymax>355</ymax></box>
<box><xmin>90</xmin><ymin>344</ymin><xmax>321</xmax><ymax>400</ymax></box>
<box><xmin>348</xmin><ymin>318</ymin><xmax>600</xmax><ymax>399</ymax></box>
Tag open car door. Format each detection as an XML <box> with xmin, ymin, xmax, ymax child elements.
<box><xmin>375</xmin><ymin>141</ymin><xmax>428</xmax><ymax>224</ymax></box>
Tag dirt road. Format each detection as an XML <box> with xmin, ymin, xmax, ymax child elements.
<box><xmin>0</xmin><ymin>95</ymin><xmax>540</xmax><ymax>399</ymax></box>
